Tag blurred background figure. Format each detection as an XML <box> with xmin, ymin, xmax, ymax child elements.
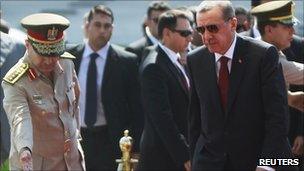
<box><xmin>82</xmin><ymin>12</ymin><xmax>89</xmax><ymax>42</ymax></box>
<box><xmin>235</xmin><ymin>7</ymin><xmax>252</xmax><ymax>33</ymax></box>
<box><xmin>187</xmin><ymin>6</ymin><xmax>204</xmax><ymax>49</ymax></box>
<box><xmin>0</xmin><ymin>32</ymin><xmax>26</xmax><ymax>166</ymax></box>
<box><xmin>0</xmin><ymin>10</ymin><xmax>26</xmax><ymax>44</ymax></box>
<box><xmin>0</xmin><ymin>10</ymin><xmax>26</xmax><ymax>167</ymax></box>
<box><xmin>67</xmin><ymin>5</ymin><xmax>143</xmax><ymax>171</ymax></box>
<box><xmin>125</xmin><ymin>1</ymin><xmax>171</xmax><ymax>64</ymax></box>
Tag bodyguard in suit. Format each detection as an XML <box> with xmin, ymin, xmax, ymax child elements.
<box><xmin>138</xmin><ymin>10</ymin><xmax>193</xmax><ymax>171</ymax></box>
<box><xmin>125</xmin><ymin>1</ymin><xmax>170</xmax><ymax>63</ymax></box>
<box><xmin>188</xmin><ymin>1</ymin><xmax>294</xmax><ymax>170</ymax></box>
<box><xmin>67</xmin><ymin>5</ymin><xmax>143</xmax><ymax>171</ymax></box>
<box><xmin>0</xmin><ymin>32</ymin><xmax>25</xmax><ymax>164</ymax></box>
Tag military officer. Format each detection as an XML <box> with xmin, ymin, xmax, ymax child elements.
<box><xmin>2</xmin><ymin>13</ymin><xmax>85</xmax><ymax>170</ymax></box>
<box><xmin>251</xmin><ymin>1</ymin><xmax>304</xmax><ymax>112</ymax></box>
<box><xmin>251</xmin><ymin>1</ymin><xmax>304</xmax><ymax>166</ymax></box>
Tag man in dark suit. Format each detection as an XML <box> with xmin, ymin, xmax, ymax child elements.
<box><xmin>138</xmin><ymin>10</ymin><xmax>193</xmax><ymax>171</ymax></box>
<box><xmin>188</xmin><ymin>1</ymin><xmax>294</xmax><ymax>170</ymax></box>
<box><xmin>67</xmin><ymin>5</ymin><xmax>143</xmax><ymax>171</ymax></box>
<box><xmin>125</xmin><ymin>1</ymin><xmax>170</xmax><ymax>63</ymax></box>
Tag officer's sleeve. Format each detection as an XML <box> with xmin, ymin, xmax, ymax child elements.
<box><xmin>72</xmin><ymin>69</ymin><xmax>81</xmax><ymax>136</ymax></box>
<box><xmin>2</xmin><ymin>81</ymin><xmax>33</xmax><ymax>154</ymax></box>
<box><xmin>279</xmin><ymin>57</ymin><xmax>304</xmax><ymax>85</ymax></box>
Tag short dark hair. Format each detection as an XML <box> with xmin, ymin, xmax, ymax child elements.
<box><xmin>235</xmin><ymin>7</ymin><xmax>247</xmax><ymax>16</ymax></box>
<box><xmin>158</xmin><ymin>10</ymin><xmax>190</xmax><ymax>39</ymax></box>
<box><xmin>88</xmin><ymin>5</ymin><xmax>114</xmax><ymax>23</ymax></box>
<box><xmin>147</xmin><ymin>1</ymin><xmax>171</xmax><ymax>19</ymax></box>
<box><xmin>257</xmin><ymin>21</ymin><xmax>278</xmax><ymax>36</ymax></box>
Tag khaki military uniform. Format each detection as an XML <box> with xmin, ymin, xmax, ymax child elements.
<box><xmin>278</xmin><ymin>51</ymin><xmax>304</xmax><ymax>86</ymax></box>
<box><xmin>2</xmin><ymin>52</ymin><xmax>85</xmax><ymax>170</ymax></box>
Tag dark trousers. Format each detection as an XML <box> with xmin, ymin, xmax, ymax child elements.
<box><xmin>81</xmin><ymin>126</ymin><xmax>117</xmax><ymax>171</ymax></box>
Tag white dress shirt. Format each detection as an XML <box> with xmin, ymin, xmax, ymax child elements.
<box><xmin>78</xmin><ymin>42</ymin><xmax>110</xmax><ymax>127</ymax></box>
<box><xmin>214</xmin><ymin>34</ymin><xmax>237</xmax><ymax>79</ymax></box>
<box><xmin>158</xmin><ymin>43</ymin><xmax>190</xmax><ymax>88</ymax></box>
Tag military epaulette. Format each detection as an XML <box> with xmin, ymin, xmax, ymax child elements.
<box><xmin>3</xmin><ymin>63</ymin><xmax>29</xmax><ymax>85</ymax></box>
<box><xmin>60</xmin><ymin>52</ymin><xmax>76</xmax><ymax>59</ymax></box>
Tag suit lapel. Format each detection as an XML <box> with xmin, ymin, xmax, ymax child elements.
<box><xmin>227</xmin><ymin>36</ymin><xmax>247</xmax><ymax>114</ymax></box>
<box><xmin>202</xmin><ymin>51</ymin><xmax>224</xmax><ymax>115</ymax></box>
<box><xmin>74</xmin><ymin>44</ymin><xmax>85</xmax><ymax>74</ymax></box>
<box><xmin>102</xmin><ymin>45</ymin><xmax>118</xmax><ymax>90</ymax></box>
<box><xmin>158</xmin><ymin>47</ymin><xmax>189</xmax><ymax>96</ymax></box>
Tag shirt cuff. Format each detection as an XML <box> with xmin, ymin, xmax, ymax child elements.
<box><xmin>257</xmin><ymin>166</ymin><xmax>275</xmax><ymax>171</ymax></box>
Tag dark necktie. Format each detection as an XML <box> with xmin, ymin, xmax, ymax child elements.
<box><xmin>177</xmin><ymin>58</ymin><xmax>189</xmax><ymax>91</ymax></box>
<box><xmin>85</xmin><ymin>53</ymin><xmax>99</xmax><ymax>127</ymax></box>
<box><xmin>218</xmin><ymin>56</ymin><xmax>229</xmax><ymax>111</ymax></box>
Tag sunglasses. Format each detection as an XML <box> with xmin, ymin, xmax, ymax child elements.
<box><xmin>171</xmin><ymin>29</ymin><xmax>193</xmax><ymax>37</ymax></box>
<box><xmin>196</xmin><ymin>18</ymin><xmax>231</xmax><ymax>34</ymax></box>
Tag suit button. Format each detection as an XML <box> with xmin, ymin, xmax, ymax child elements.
<box><xmin>224</xmin><ymin>131</ymin><xmax>229</xmax><ymax>136</ymax></box>
<box><xmin>223</xmin><ymin>153</ymin><xmax>227</xmax><ymax>157</ymax></box>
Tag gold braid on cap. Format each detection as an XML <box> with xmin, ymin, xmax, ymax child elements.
<box><xmin>269</xmin><ymin>14</ymin><xmax>292</xmax><ymax>21</ymax></box>
<box><xmin>28</xmin><ymin>37</ymin><xmax>65</xmax><ymax>56</ymax></box>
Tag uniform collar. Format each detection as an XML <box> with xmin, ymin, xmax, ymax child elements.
<box><xmin>24</xmin><ymin>52</ymin><xmax>64</xmax><ymax>81</ymax></box>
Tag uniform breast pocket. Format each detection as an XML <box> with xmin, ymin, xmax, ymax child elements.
<box><xmin>31</xmin><ymin>94</ymin><xmax>48</xmax><ymax>111</ymax></box>
<box><xmin>66</xmin><ymin>88</ymin><xmax>76</xmax><ymax>115</ymax></box>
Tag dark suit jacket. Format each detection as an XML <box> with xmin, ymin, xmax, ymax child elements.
<box><xmin>125</xmin><ymin>36</ymin><xmax>153</xmax><ymax>64</ymax></box>
<box><xmin>187</xmin><ymin>35</ymin><xmax>293</xmax><ymax>170</ymax></box>
<box><xmin>137</xmin><ymin>46</ymin><xmax>190</xmax><ymax>170</ymax></box>
<box><xmin>67</xmin><ymin>43</ymin><xmax>143</xmax><ymax>156</ymax></box>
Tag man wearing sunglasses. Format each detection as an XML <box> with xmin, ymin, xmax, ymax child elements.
<box><xmin>125</xmin><ymin>1</ymin><xmax>171</xmax><ymax>64</ymax></box>
<box><xmin>188</xmin><ymin>1</ymin><xmax>295</xmax><ymax>171</ymax></box>
<box><xmin>138</xmin><ymin>9</ymin><xmax>192</xmax><ymax>171</ymax></box>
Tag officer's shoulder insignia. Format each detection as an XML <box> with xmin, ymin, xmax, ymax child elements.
<box><xmin>3</xmin><ymin>63</ymin><xmax>29</xmax><ymax>85</ymax></box>
<box><xmin>60</xmin><ymin>52</ymin><xmax>75</xmax><ymax>59</ymax></box>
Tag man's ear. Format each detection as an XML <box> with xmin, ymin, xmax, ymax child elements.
<box><xmin>85</xmin><ymin>21</ymin><xmax>90</xmax><ymax>31</ymax></box>
<box><xmin>25</xmin><ymin>40</ymin><xmax>30</xmax><ymax>49</ymax></box>
<box><xmin>264</xmin><ymin>25</ymin><xmax>273</xmax><ymax>34</ymax></box>
<box><xmin>230</xmin><ymin>17</ymin><xmax>238</xmax><ymax>31</ymax></box>
<box><xmin>163</xmin><ymin>27</ymin><xmax>171</xmax><ymax>38</ymax></box>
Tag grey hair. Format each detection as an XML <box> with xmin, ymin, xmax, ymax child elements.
<box><xmin>196</xmin><ymin>1</ymin><xmax>235</xmax><ymax>21</ymax></box>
